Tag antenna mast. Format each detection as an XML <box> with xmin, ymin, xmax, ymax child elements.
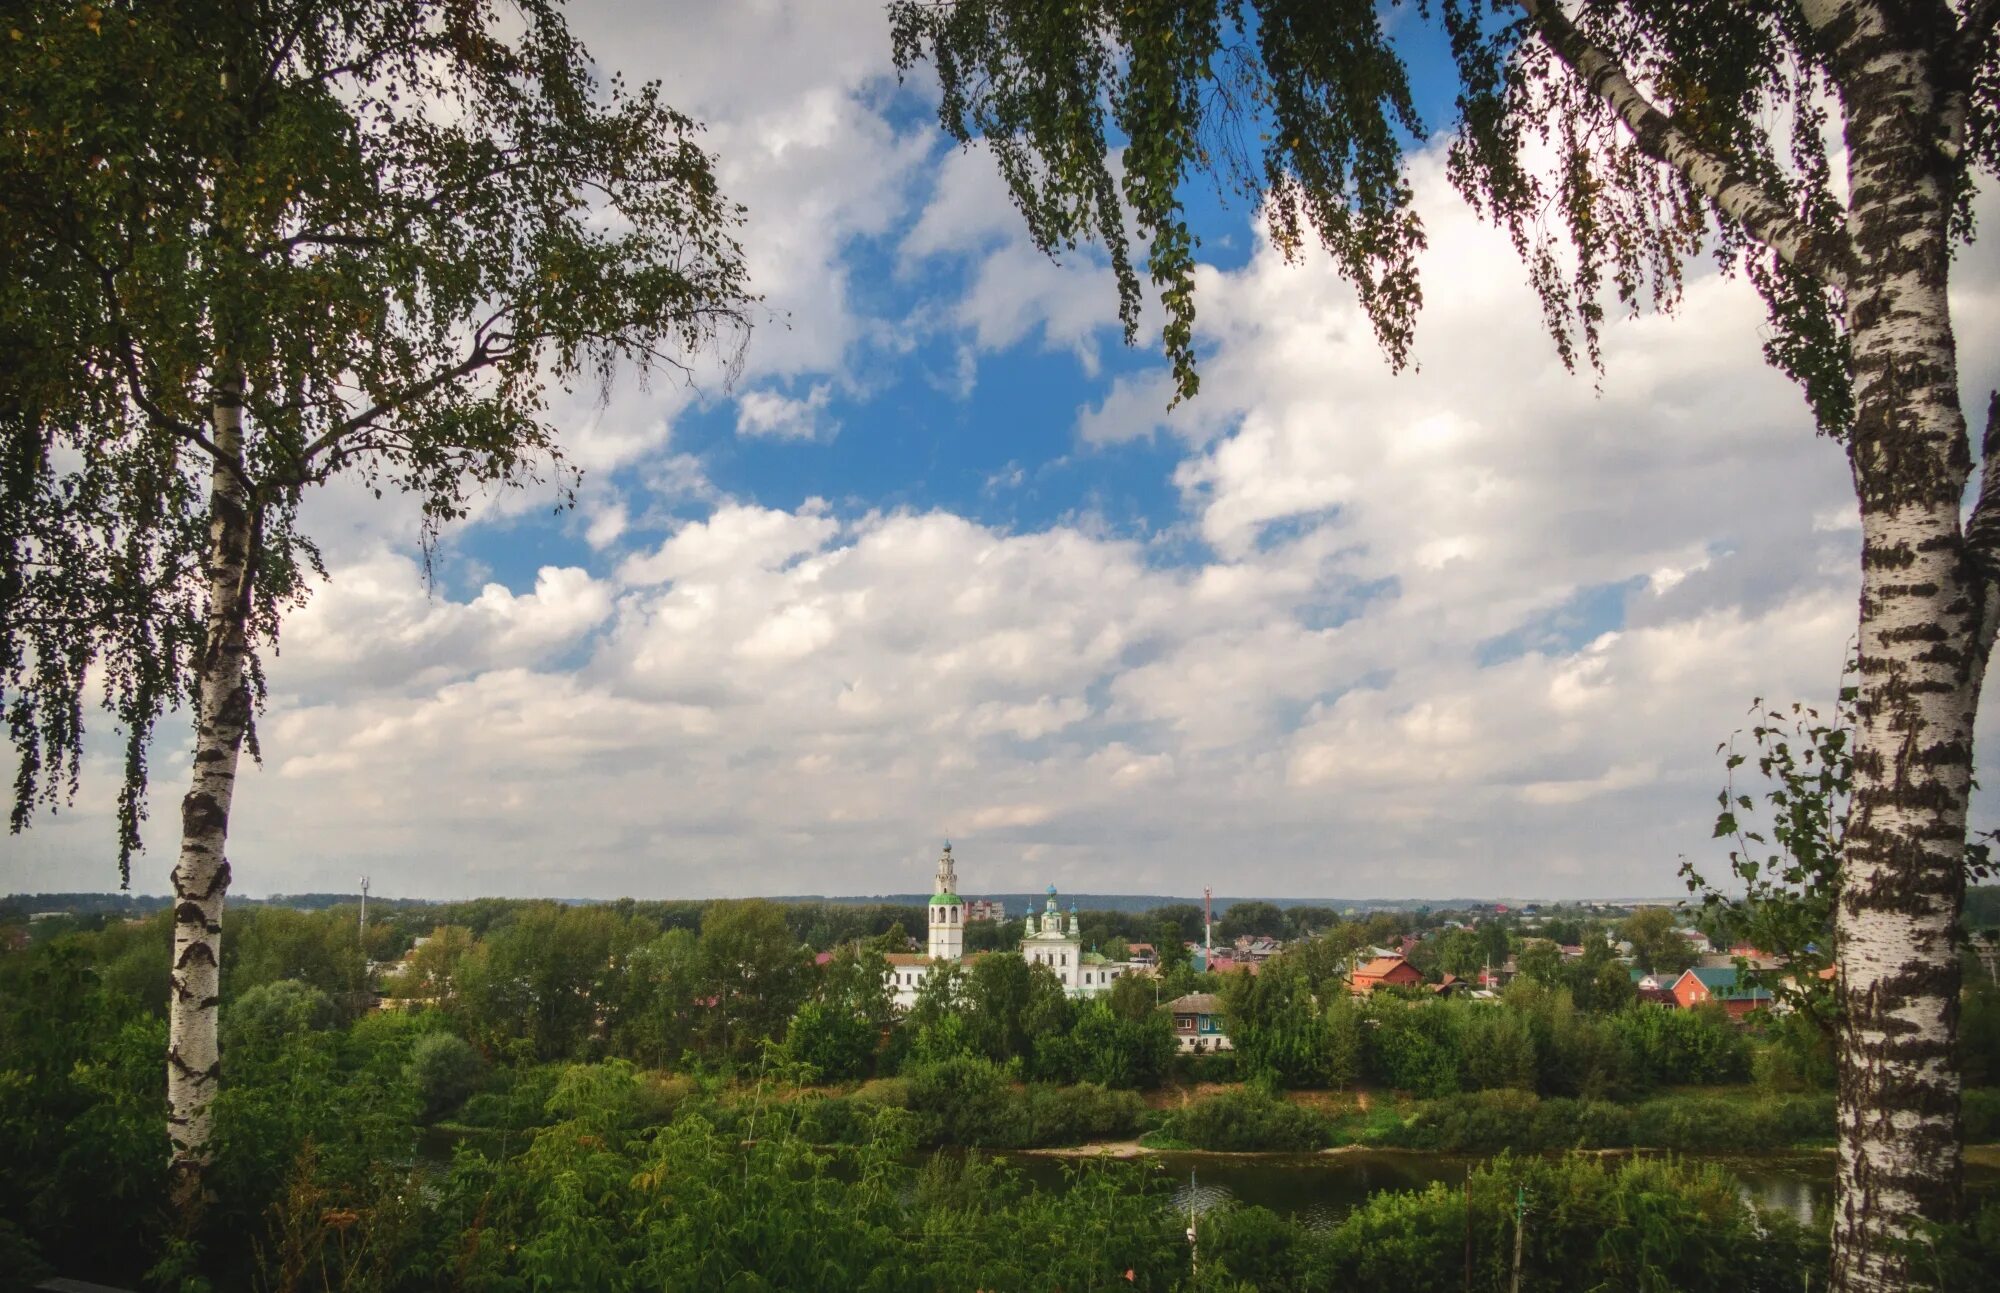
<box><xmin>358</xmin><ymin>875</ymin><xmax>371</xmax><ymax>940</ymax></box>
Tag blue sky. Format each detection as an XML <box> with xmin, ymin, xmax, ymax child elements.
<box><xmin>13</xmin><ymin>0</ymin><xmax>2000</xmax><ymax>903</ymax></box>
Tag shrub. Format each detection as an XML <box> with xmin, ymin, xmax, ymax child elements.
<box><xmin>783</xmin><ymin>1001</ymin><xmax>877</xmax><ymax>1083</ymax></box>
<box><xmin>1019</xmin><ymin>1082</ymin><xmax>1147</xmax><ymax>1146</ymax></box>
<box><xmin>1366</xmin><ymin>1001</ymin><xmax>1461</xmax><ymax>1097</ymax></box>
<box><xmin>903</xmin><ymin>1055</ymin><xmax>1023</xmax><ymax>1147</ymax></box>
<box><xmin>1175</xmin><ymin>1051</ymin><xmax>1237</xmax><ymax>1084</ymax></box>
<box><xmin>1160</xmin><ymin>1088</ymin><xmax>1328</xmax><ymax>1151</ymax></box>
<box><xmin>1300</xmin><ymin>1181</ymin><xmax>1465</xmax><ymax>1289</ymax></box>
<box><xmin>1201</xmin><ymin>1205</ymin><xmax>1301</xmax><ymax>1292</ymax></box>
<box><xmin>1458</xmin><ymin>1006</ymin><xmax>1536</xmax><ymax>1091</ymax></box>
<box><xmin>405</xmin><ymin>1031</ymin><xmax>485</xmax><ymax>1121</ymax></box>
<box><xmin>220</xmin><ymin>979</ymin><xmax>336</xmax><ymax>1059</ymax></box>
<box><xmin>1960</xmin><ymin>1087</ymin><xmax>2000</xmax><ymax>1142</ymax></box>
<box><xmin>1612</xmin><ymin>1003</ymin><xmax>1752</xmax><ymax>1087</ymax></box>
<box><xmin>1378</xmin><ymin>1089</ymin><xmax>1549</xmax><ymax>1152</ymax></box>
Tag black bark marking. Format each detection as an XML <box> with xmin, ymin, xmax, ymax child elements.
<box><xmin>180</xmin><ymin>790</ymin><xmax>228</xmax><ymax>837</ymax></box>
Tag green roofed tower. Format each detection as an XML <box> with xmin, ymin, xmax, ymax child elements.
<box><xmin>927</xmin><ymin>841</ymin><xmax>963</xmax><ymax>961</ymax></box>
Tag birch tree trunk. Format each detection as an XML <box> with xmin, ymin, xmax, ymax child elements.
<box><xmin>165</xmin><ymin>375</ymin><xmax>255</xmax><ymax>1217</ymax></box>
<box><xmin>1824</xmin><ymin>6</ymin><xmax>1982</xmax><ymax>1287</ymax></box>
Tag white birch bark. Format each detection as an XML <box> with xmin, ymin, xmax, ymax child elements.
<box><xmin>165</xmin><ymin>376</ymin><xmax>255</xmax><ymax>1215</ymax></box>
<box><xmin>1816</xmin><ymin>3</ymin><xmax>1983</xmax><ymax>1288</ymax></box>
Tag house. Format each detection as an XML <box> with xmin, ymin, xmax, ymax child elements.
<box><xmin>1197</xmin><ymin>949</ymin><xmax>1261</xmax><ymax>976</ymax></box>
<box><xmin>1237</xmin><ymin>936</ymin><xmax>1285</xmax><ymax>962</ymax></box>
<box><xmin>965</xmin><ymin>898</ymin><xmax>1008</xmax><ymax>923</ymax></box>
<box><xmin>1124</xmin><ymin>942</ymin><xmax>1158</xmax><ymax>967</ymax></box>
<box><xmin>1429</xmin><ymin>973</ymin><xmax>1469</xmax><ymax>997</ymax></box>
<box><xmin>1629</xmin><ymin>969</ymin><xmax>1678</xmax><ymax>1006</ymax></box>
<box><xmin>1165</xmin><ymin>992</ymin><xmax>1233</xmax><ymax>1053</ymax></box>
<box><xmin>1670</xmin><ymin>967</ymin><xmax>1773</xmax><ymax>1017</ymax></box>
<box><xmin>885</xmin><ymin>952</ymin><xmax>938</xmax><ymax>1008</ymax></box>
<box><xmin>1350</xmin><ymin>955</ymin><xmax>1425</xmax><ymax>995</ymax></box>
<box><xmin>1673</xmin><ymin>927</ymin><xmax>1715</xmax><ymax>955</ymax></box>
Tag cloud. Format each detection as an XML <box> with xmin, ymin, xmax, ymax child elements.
<box><xmin>736</xmin><ymin>383</ymin><xmax>839</xmax><ymax>441</ymax></box>
<box><xmin>17</xmin><ymin>23</ymin><xmax>2000</xmax><ymax>906</ymax></box>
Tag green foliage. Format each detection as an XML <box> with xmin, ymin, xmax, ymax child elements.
<box><xmin>1217</xmin><ymin>900</ymin><xmax>1289</xmax><ymax>942</ymax></box>
<box><xmin>221</xmin><ymin>978</ymin><xmax>336</xmax><ymax>1057</ymax></box>
<box><xmin>898</xmin><ymin>1055</ymin><xmax>1147</xmax><ymax>1149</ymax></box>
<box><xmin>1367</xmin><ymin>997</ymin><xmax>1462</xmax><ymax>1097</ymax></box>
<box><xmin>224</xmin><ymin>907</ymin><xmax>368</xmax><ymax>1008</ymax></box>
<box><xmin>1223</xmin><ymin>955</ymin><xmax>1331</xmax><ymax>1087</ymax></box>
<box><xmin>1375</xmin><ymin>1088</ymin><xmax>1833</xmax><ymax>1156</ymax></box>
<box><xmin>1964</xmin><ymin>1087</ymin><xmax>2000</xmax><ymax>1142</ymax></box>
<box><xmin>1620</xmin><ymin>907</ymin><xmax>1697</xmax><ymax>976</ymax></box>
<box><xmin>404</xmin><ymin>1031</ymin><xmax>484</xmax><ymax>1122</ymax></box>
<box><xmin>1964</xmin><ymin>980</ymin><xmax>2000</xmax><ymax>1087</ymax></box>
<box><xmin>695</xmin><ymin>899</ymin><xmax>814</xmax><ymax>1063</ymax></box>
<box><xmin>1683</xmin><ymin>691</ymin><xmax>1853</xmax><ymax>1023</ymax></box>
<box><xmin>1069</xmin><ymin>998</ymin><xmax>1178</xmax><ymax>1089</ymax></box>
<box><xmin>889</xmin><ymin>3</ymin><xmax>1886</xmax><ymax>435</ymax></box>
<box><xmin>1609</xmin><ymin>1003</ymin><xmax>1752</xmax><ymax>1087</ymax></box>
<box><xmin>783</xmin><ymin>1000</ymin><xmax>878</xmax><ymax>1083</ymax></box>
<box><xmin>1161</xmin><ymin>1087</ymin><xmax>1328</xmax><ymax>1151</ymax></box>
<box><xmin>2</xmin><ymin>0</ymin><xmax>754</xmax><ymax>875</ymax></box>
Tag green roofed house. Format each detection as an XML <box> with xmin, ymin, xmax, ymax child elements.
<box><xmin>1670</xmin><ymin>967</ymin><xmax>1773</xmax><ymax>1018</ymax></box>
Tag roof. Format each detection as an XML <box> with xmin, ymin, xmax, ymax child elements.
<box><xmin>1354</xmin><ymin>955</ymin><xmax>1418</xmax><ymax>980</ymax></box>
<box><xmin>884</xmin><ymin>953</ymin><xmax>937</xmax><ymax>967</ymax></box>
<box><xmin>929</xmin><ymin>892</ymin><xmax>961</xmax><ymax>905</ymax></box>
<box><xmin>1677</xmin><ymin>967</ymin><xmax>1773</xmax><ymax>999</ymax></box>
<box><xmin>1636</xmin><ymin>987</ymin><xmax>1678</xmax><ymax>1006</ymax></box>
<box><xmin>1166</xmin><ymin>993</ymin><xmax>1223</xmax><ymax>1014</ymax></box>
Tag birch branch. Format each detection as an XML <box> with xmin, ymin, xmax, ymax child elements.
<box><xmin>1516</xmin><ymin>0</ymin><xmax>1853</xmax><ymax>293</ymax></box>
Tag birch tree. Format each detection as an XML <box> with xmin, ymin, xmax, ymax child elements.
<box><xmin>889</xmin><ymin>2</ymin><xmax>1999</xmax><ymax>1286</ymax></box>
<box><xmin>1</xmin><ymin>0</ymin><xmax>750</xmax><ymax>1215</ymax></box>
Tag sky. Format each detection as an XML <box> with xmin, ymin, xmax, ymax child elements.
<box><xmin>11</xmin><ymin>0</ymin><xmax>2000</xmax><ymax>903</ymax></box>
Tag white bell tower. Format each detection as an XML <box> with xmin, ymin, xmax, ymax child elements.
<box><xmin>927</xmin><ymin>841</ymin><xmax>964</xmax><ymax>961</ymax></box>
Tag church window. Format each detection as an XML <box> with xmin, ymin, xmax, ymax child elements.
<box><xmin>1061</xmin><ymin>953</ymin><xmax>1068</xmax><ymax>967</ymax></box>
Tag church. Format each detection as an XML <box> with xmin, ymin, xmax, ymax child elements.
<box><xmin>885</xmin><ymin>842</ymin><xmax>1136</xmax><ymax>1009</ymax></box>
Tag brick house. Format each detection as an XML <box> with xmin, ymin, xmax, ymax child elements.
<box><xmin>1350</xmin><ymin>954</ymin><xmax>1425</xmax><ymax>995</ymax></box>
<box><xmin>1670</xmin><ymin>967</ymin><xmax>1773</xmax><ymax>1017</ymax></box>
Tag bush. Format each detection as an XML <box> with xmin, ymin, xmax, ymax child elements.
<box><xmin>904</xmin><ymin>1055</ymin><xmax>1022</xmax><ymax>1146</ymax></box>
<box><xmin>1202</xmin><ymin>1205</ymin><xmax>1301</xmax><ymax>1291</ymax></box>
<box><xmin>900</xmin><ymin>1057</ymin><xmax>1147</xmax><ymax>1148</ymax></box>
<box><xmin>1366</xmin><ymin>1002</ymin><xmax>1461</xmax><ymax>1097</ymax></box>
<box><xmin>1627</xmin><ymin>1093</ymin><xmax>1833</xmax><ymax>1150</ymax></box>
<box><xmin>1963</xmin><ymin>1087</ymin><xmax>2000</xmax><ymax>1142</ymax></box>
<box><xmin>220</xmin><ymin>979</ymin><xmax>336</xmax><ymax>1059</ymax></box>
<box><xmin>1019</xmin><ymin>1082</ymin><xmax>1147</xmax><ymax>1146</ymax></box>
<box><xmin>405</xmin><ymin>1031</ymin><xmax>485</xmax><ymax>1121</ymax></box>
<box><xmin>1175</xmin><ymin>1051</ymin><xmax>1237</xmax><ymax>1084</ymax></box>
<box><xmin>1297</xmin><ymin>1153</ymin><xmax>1824</xmax><ymax>1291</ymax></box>
<box><xmin>1611</xmin><ymin>1003</ymin><xmax>1752</xmax><ymax>1087</ymax></box>
<box><xmin>1964</xmin><ymin>984</ymin><xmax>2000</xmax><ymax>1087</ymax></box>
<box><xmin>783</xmin><ymin>1001</ymin><xmax>877</xmax><ymax>1083</ymax></box>
<box><xmin>1374</xmin><ymin>1089</ymin><xmax>1832</xmax><ymax>1154</ymax></box>
<box><xmin>1160</xmin><ymin>1088</ymin><xmax>1328</xmax><ymax>1151</ymax></box>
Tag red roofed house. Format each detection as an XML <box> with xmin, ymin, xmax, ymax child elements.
<box><xmin>1350</xmin><ymin>955</ymin><xmax>1424</xmax><ymax>995</ymax></box>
